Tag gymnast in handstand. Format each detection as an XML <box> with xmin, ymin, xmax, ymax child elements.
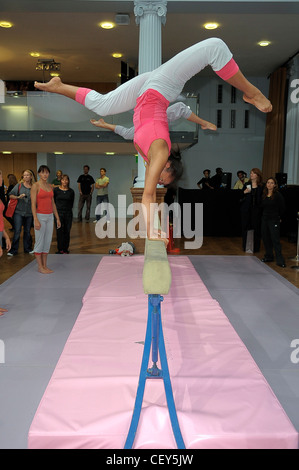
<box><xmin>89</xmin><ymin>101</ymin><xmax>217</xmax><ymax>186</ymax></box>
<box><xmin>35</xmin><ymin>38</ymin><xmax>272</xmax><ymax>241</ymax></box>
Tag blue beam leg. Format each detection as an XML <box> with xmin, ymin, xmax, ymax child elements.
<box><xmin>124</xmin><ymin>295</ymin><xmax>185</xmax><ymax>449</ymax></box>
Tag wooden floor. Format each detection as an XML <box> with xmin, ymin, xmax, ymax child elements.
<box><xmin>1</xmin><ymin>217</ymin><xmax>299</xmax><ymax>289</ymax></box>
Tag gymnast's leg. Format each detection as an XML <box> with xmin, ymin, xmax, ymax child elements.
<box><xmin>34</xmin><ymin>72</ymin><xmax>151</xmax><ymax>116</ymax></box>
<box><xmin>138</xmin><ymin>37</ymin><xmax>272</xmax><ymax>113</ymax></box>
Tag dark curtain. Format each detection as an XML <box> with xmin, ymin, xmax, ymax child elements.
<box><xmin>262</xmin><ymin>67</ymin><xmax>287</xmax><ymax>180</ymax></box>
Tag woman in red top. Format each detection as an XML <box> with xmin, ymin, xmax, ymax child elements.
<box><xmin>31</xmin><ymin>165</ymin><xmax>61</xmax><ymax>274</ymax></box>
<box><xmin>0</xmin><ymin>170</ymin><xmax>11</xmax><ymax>315</ymax></box>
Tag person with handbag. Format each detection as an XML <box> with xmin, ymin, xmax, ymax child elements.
<box><xmin>7</xmin><ymin>170</ymin><xmax>35</xmax><ymax>256</ymax></box>
<box><xmin>0</xmin><ymin>170</ymin><xmax>11</xmax><ymax>315</ymax></box>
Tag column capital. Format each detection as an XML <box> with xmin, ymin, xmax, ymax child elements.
<box><xmin>134</xmin><ymin>0</ymin><xmax>167</xmax><ymax>25</ymax></box>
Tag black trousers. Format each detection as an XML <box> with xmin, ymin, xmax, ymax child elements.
<box><xmin>56</xmin><ymin>211</ymin><xmax>73</xmax><ymax>252</ymax></box>
<box><xmin>261</xmin><ymin>217</ymin><xmax>285</xmax><ymax>265</ymax></box>
<box><xmin>241</xmin><ymin>207</ymin><xmax>261</xmax><ymax>252</ymax></box>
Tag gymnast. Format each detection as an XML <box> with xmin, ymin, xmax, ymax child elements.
<box><xmin>34</xmin><ymin>38</ymin><xmax>272</xmax><ymax>242</ymax></box>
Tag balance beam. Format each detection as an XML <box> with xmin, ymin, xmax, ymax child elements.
<box><xmin>125</xmin><ymin>238</ymin><xmax>185</xmax><ymax>449</ymax></box>
<box><xmin>143</xmin><ymin>239</ymin><xmax>172</xmax><ymax>294</ymax></box>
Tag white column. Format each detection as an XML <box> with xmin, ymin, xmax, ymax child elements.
<box><xmin>133</xmin><ymin>0</ymin><xmax>167</xmax><ymax>188</ymax></box>
<box><xmin>284</xmin><ymin>55</ymin><xmax>299</xmax><ymax>185</ymax></box>
<box><xmin>0</xmin><ymin>80</ymin><xmax>5</xmax><ymax>103</ymax></box>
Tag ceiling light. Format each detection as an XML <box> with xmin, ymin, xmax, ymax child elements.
<box><xmin>50</xmin><ymin>73</ymin><xmax>60</xmax><ymax>77</ymax></box>
<box><xmin>0</xmin><ymin>21</ymin><xmax>13</xmax><ymax>28</ymax></box>
<box><xmin>54</xmin><ymin>152</ymin><xmax>64</xmax><ymax>155</ymax></box>
<box><xmin>258</xmin><ymin>41</ymin><xmax>271</xmax><ymax>47</ymax></box>
<box><xmin>105</xmin><ymin>152</ymin><xmax>115</xmax><ymax>155</ymax></box>
<box><xmin>112</xmin><ymin>53</ymin><xmax>123</xmax><ymax>59</ymax></box>
<box><xmin>2</xmin><ymin>151</ymin><xmax>12</xmax><ymax>154</ymax></box>
<box><xmin>36</xmin><ymin>59</ymin><xmax>61</xmax><ymax>71</ymax></box>
<box><xmin>99</xmin><ymin>22</ymin><xmax>115</xmax><ymax>30</ymax></box>
<box><xmin>30</xmin><ymin>52</ymin><xmax>40</xmax><ymax>58</ymax></box>
<box><xmin>204</xmin><ymin>22</ymin><xmax>219</xmax><ymax>30</ymax></box>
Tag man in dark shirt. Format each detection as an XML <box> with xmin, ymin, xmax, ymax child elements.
<box><xmin>77</xmin><ymin>165</ymin><xmax>95</xmax><ymax>221</ymax></box>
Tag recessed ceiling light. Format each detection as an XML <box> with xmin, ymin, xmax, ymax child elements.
<box><xmin>204</xmin><ymin>22</ymin><xmax>219</xmax><ymax>30</ymax></box>
<box><xmin>54</xmin><ymin>152</ymin><xmax>64</xmax><ymax>155</ymax></box>
<box><xmin>99</xmin><ymin>22</ymin><xmax>115</xmax><ymax>30</ymax></box>
<box><xmin>30</xmin><ymin>52</ymin><xmax>40</xmax><ymax>58</ymax></box>
<box><xmin>112</xmin><ymin>53</ymin><xmax>123</xmax><ymax>59</ymax></box>
<box><xmin>50</xmin><ymin>73</ymin><xmax>60</xmax><ymax>77</ymax></box>
<box><xmin>258</xmin><ymin>41</ymin><xmax>271</xmax><ymax>47</ymax></box>
<box><xmin>0</xmin><ymin>21</ymin><xmax>13</xmax><ymax>28</ymax></box>
<box><xmin>2</xmin><ymin>151</ymin><xmax>12</xmax><ymax>154</ymax></box>
<box><xmin>105</xmin><ymin>152</ymin><xmax>115</xmax><ymax>155</ymax></box>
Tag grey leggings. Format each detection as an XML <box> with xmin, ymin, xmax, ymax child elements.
<box><xmin>33</xmin><ymin>213</ymin><xmax>54</xmax><ymax>254</ymax></box>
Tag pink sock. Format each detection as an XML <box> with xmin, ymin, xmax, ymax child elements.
<box><xmin>75</xmin><ymin>87</ymin><xmax>92</xmax><ymax>105</ymax></box>
<box><xmin>216</xmin><ymin>58</ymin><xmax>239</xmax><ymax>80</ymax></box>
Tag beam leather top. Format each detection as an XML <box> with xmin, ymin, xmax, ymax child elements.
<box><xmin>143</xmin><ymin>239</ymin><xmax>172</xmax><ymax>295</ymax></box>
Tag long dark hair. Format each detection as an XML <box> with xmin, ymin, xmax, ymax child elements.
<box><xmin>262</xmin><ymin>177</ymin><xmax>278</xmax><ymax>200</ymax></box>
<box><xmin>166</xmin><ymin>147</ymin><xmax>183</xmax><ymax>186</ymax></box>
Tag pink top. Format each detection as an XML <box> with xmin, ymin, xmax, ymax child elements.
<box><xmin>133</xmin><ymin>89</ymin><xmax>171</xmax><ymax>161</ymax></box>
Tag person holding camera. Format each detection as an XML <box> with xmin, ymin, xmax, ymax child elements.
<box><xmin>7</xmin><ymin>169</ymin><xmax>35</xmax><ymax>256</ymax></box>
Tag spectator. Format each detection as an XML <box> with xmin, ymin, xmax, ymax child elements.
<box><xmin>261</xmin><ymin>177</ymin><xmax>286</xmax><ymax>267</ymax></box>
<box><xmin>53</xmin><ymin>174</ymin><xmax>75</xmax><ymax>254</ymax></box>
<box><xmin>197</xmin><ymin>169</ymin><xmax>213</xmax><ymax>190</ymax></box>
<box><xmin>77</xmin><ymin>165</ymin><xmax>95</xmax><ymax>222</ymax></box>
<box><xmin>94</xmin><ymin>168</ymin><xmax>110</xmax><ymax>223</ymax></box>
<box><xmin>233</xmin><ymin>170</ymin><xmax>249</xmax><ymax>190</ymax></box>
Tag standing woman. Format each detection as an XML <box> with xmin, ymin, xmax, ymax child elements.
<box><xmin>31</xmin><ymin>165</ymin><xmax>61</xmax><ymax>273</ymax></box>
<box><xmin>53</xmin><ymin>174</ymin><xmax>75</xmax><ymax>254</ymax></box>
<box><xmin>7</xmin><ymin>170</ymin><xmax>35</xmax><ymax>256</ymax></box>
<box><xmin>240</xmin><ymin>168</ymin><xmax>264</xmax><ymax>252</ymax></box>
<box><xmin>0</xmin><ymin>170</ymin><xmax>11</xmax><ymax>315</ymax></box>
<box><xmin>261</xmin><ymin>177</ymin><xmax>286</xmax><ymax>267</ymax></box>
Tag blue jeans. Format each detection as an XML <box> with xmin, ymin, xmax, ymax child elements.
<box><xmin>96</xmin><ymin>195</ymin><xmax>110</xmax><ymax>221</ymax></box>
<box><xmin>10</xmin><ymin>213</ymin><xmax>33</xmax><ymax>254</ymax></box>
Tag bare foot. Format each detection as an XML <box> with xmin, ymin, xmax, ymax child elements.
<box><xmin>44</xmin><ymin>267</ymin><xmax>54</xmax><ymax>273</ymax></box>
<box><xmin>0</xmin><ymin>308</ymin><xmax>7</xmax><ymax>316</ymax></box>
<box><xmin>243</xmin><ymin>92</ymin><xmax>272</xmax><ymax>113</ymax></box>
<box><xmin>34</xmin><ymin>77</ymin><xmax>62</xmax><ymax>93</ymax></box>
<box><xmin>200</xmin><ymin>120</ymin><xmax>217</xmax><ymax>131</ymax></box>
<box><xmin>38</xmin><ymin>267</ymin><xmax>53</xmax><ymax>274</ymax></box>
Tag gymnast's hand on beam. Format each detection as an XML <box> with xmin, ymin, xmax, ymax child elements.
<box><xmin>148</xmin><ymin>229</ymin><xmax>169</xmax><ymax>247</ymax></box>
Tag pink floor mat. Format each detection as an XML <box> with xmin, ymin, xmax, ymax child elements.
<box><xmin>28</xmin><ymin>256</ymin><xmax>298</xmax><ymax>449</ymax></box>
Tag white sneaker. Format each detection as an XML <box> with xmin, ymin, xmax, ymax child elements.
<box><xmin>7</xmin><ymin>252</ymin><xmax>14</xmax><ymax>256</ymax></box>
<box><xmin>29</xmin><ymin>251</ymin><xmax>34</xmax><ymax>254</ymax></box>
<box><xmin>93</xmin><ymin>220</ymin><xmax>98</xmax><ymax>224</ymax></box>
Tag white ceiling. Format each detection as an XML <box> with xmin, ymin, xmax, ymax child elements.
<box><xmin>1</xmin><ymin>1</ymin><xmax>299</xmax><ymax>84</ymax></box>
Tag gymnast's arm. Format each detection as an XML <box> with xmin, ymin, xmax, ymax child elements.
<box><xmin>90</xmin><ymin>118</ymin><xmax>135</xmax><ymax>140</ymax></box>
<box><xmin>167</xmin><ymin>102</ymin><xmax>217</xmax><ymax>130</ymax></box>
